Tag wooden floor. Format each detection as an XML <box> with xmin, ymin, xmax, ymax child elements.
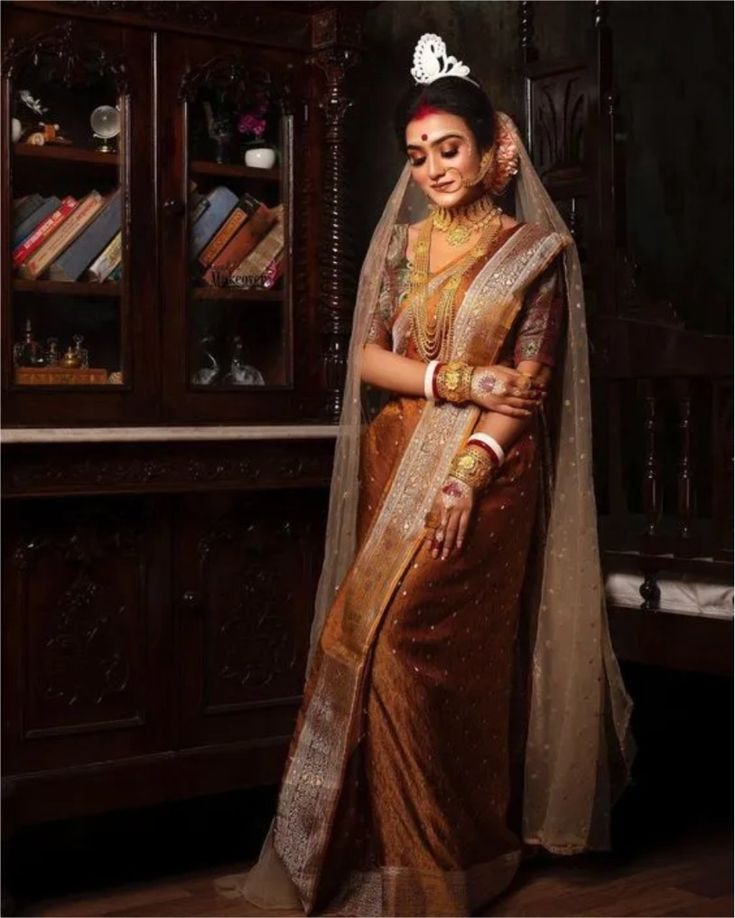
<box><xmin>9</xmin><ymin>815</ymin><xmax>731</xmax><ymax>917</ymax></box>
<box><xmin>6</xmin><ymin>665</ymin><xmax>733</xmax><ymax>917</ymax></box>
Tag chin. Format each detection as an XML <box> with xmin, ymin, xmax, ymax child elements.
<box><xmin>428</xmin><ymin>187</ymin><xmax>472</xmax><ymax>209</ymax></box>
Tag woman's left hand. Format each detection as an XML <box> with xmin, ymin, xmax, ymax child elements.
<box><xmin>423</xmin><ymin>476</ymin><xmax>476</xmax><ymax>560</ymax></box>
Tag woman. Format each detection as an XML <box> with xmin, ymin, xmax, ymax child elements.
<box><xmin>216</xmin><ymin>33</ymin><xmax>635</xmax><ymax>917</ymax></box>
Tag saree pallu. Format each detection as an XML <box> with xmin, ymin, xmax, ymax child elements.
<box><xmin>273</xmin><ymin>223</ymin><xmax>568</xmax><ymax>916</ymax></box>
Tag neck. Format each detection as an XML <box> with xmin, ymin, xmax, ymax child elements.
<box><xmin>433</xmin><ymin>189</ymin><xmax>493</xmax><ymax>218</ymax></box>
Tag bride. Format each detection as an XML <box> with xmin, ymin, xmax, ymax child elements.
<box><xmin>216</xmin><ymin>33</ymin><xmax>636</xmax><ymax>917</ymax></box>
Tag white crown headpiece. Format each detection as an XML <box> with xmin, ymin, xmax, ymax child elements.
<box><xmin>410</xmin><ymin>33</ymin><xmax>480</xmax><ymax>88</ymax></box>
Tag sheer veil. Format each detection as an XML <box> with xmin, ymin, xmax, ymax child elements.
<box><xmin>214</xmin><ymin>110</ymin><xmax>636</xmax><ymax>909</ymax></box>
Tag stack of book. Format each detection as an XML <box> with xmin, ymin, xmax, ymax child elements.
<box><xmin>190</xmin><ymin>184</ymin><xmax>285</xmax><ymax>289</ymax></box>
<box><xmin>12</xmin><ymin>189</ymin><xmax>123</xmax><ymax>283</ymax></box>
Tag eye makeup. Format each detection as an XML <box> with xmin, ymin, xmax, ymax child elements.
<box><xmin>408</xmin><ymin>147</ymin><xmax>460</xmax><ymax>167</ymax></box>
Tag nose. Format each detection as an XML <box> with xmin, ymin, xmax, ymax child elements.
<box><xmin>427</xmin><ymin>150</ymin><xmax>446</xmax><ymax>182</ymax></box>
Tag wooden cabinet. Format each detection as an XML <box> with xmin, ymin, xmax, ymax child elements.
<box><xmin>2</xmin><ymin>484</ymin><xmax>328</xmax><ymax>827</ymax></box>
<box><xmin>0</xmin><ymin>0</ymin><xmax>365</xmax><ymax>836</ymax></box>
<box><xmin>1</xmin><ymin>1</ymin><xmax>345</xmax><ymax>426</ymax></box>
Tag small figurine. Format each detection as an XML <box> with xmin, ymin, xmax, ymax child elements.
<box><xmin>45</xmin><ymin>336</ymin><xmax>59</xmax><ymax>366</ymax></box>
<box><xmin>223</xmin><ymin>335</ymin><xmax>265</xmax><ymax>386</ymax></box>
<box><xmin>19</xmin><ymin>89</ymin><xmax>48</xmax><ymax>118</ymax></box>
<box><xmin>71</xmin><ymin>333</ymin><xmax>89</xmax><ymax>367</ymax></box>
<box><xmin>25</xmin><ymin>122</ymin><xmax>72</xmax><ymax>146</ymax></box>
<box><xmin>191</xmin><ymin>334</ymin><xmax>220</xmax><ymax>385</ymax></box>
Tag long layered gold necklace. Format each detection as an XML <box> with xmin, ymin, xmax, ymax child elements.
<box><xmin>407</xmin><ymin>203</ymin><xmax>504</xmax><ymax>362</ymax></box>
<box><xmin>431</xmin><ymin>193</ymin><xmax>503</xmax><ymax>246</ymax></box>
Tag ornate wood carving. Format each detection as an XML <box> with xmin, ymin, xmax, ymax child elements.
<box><xmin>178</xmin><ymin>52</ymin><xmax>292</xmax><ymax>114</ymax></box>
<box><xmin>308</xmin><ymin>47</ymin><xmax>358</xmax><ymax>421</ymax></box>
<box><xmin>518</xmin><ymin>1</ymin><xmax>537</xmax><ymax>67</ymax></box>
<box><xmin>8</xmin><ymin>506</ymin><xmax>147</xmax><ymax>735</ymax></box>
<box><xmin>675</xmin><ymin>383</ymin><xmax>693</xmax><ymax>542</ymax></box>
<box><xmin>1</xmin><ymin>18</ymin><xmax>129</xmax><ymax>94</ymax></box>
<box><xmin>3</xmin><ymin>442</ymin><xmax>333</xmax><ymax>497</ymax></box>
<box><xmin>34</xmin><ymin>1</ymin><xmax>317</xmax><ymax>51</ymax></box>
<box><xmin>197</xmin><ymin>517</ymin><xmax>301</xmax><ymax>691</ymax></box>
<box><xmin>530</xmin><ymin>72</ymin><xmax>588</xmax><ymax>179</ymax></box>
<box><xmin>641</xmin><ymin>384</ymin><xmax>662</xmax><ymax>539</ymax></box>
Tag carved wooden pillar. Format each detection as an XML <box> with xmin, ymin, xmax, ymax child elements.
<box><xmin>518</xmin><ymin>1</ymin><xmax>537</xmax><ymax>149</ymax></box>
<box><xmin>640</xmin><ymin>379</ymin><xmax>662</xmax><ymax>540</ymax></box>
<box><xmin>591</xmin><ymin>0</ymin><xmax>618</xmax><ymax>316</ymax></box>
<box><xmin>675</xmin><ymin>379</ymin><xmax>694</xmax><ymax>544</ymax></box>
<box><xmin>309</xmin><ymin>46</ymin><xmax>358</xmax><ymax>422</ymax></box>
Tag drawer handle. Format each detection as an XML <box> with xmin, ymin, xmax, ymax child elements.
<box><xmin>181</xmin><ymin>589</ymin><xmax>203</xmax><ymax>613</ymax></box>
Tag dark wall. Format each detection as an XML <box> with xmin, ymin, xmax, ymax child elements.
<box><xmin>608</xmin><ymin>1</ymin><xmax>732</xmax><ymax>334</ymax></box>
<box><xmin>347</xmin><ymin>1</ymin><xmax>732</xmax><ymax>334</ymax></box>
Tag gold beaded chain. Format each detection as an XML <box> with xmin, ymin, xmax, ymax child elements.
<box><xmin>406</xmin><ymin>210</ymin><xmax>504</xmax><ymax>363</ymax></box>
<box><xmin>431</xmin><ymin>193</ymin><xmax>504</xmax><ymax>247</ymax></box>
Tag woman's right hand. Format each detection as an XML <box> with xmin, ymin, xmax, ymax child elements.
<box><xmin>470</xmin><ymin>364</ymin><xmax>545</xmax><ymax>417</ymax></box>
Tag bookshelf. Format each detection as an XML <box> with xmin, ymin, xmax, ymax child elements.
<box><xmin>1</xmin><ymin>4</ymin><xmax>328</xmax><ymax>425</ymax></box>
<box><xmin>1</xmin><ymin>0</ymin><xmax>366</xmax><ymax>848</ymax></box>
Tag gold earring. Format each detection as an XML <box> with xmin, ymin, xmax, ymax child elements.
<box><xmin>462</xmin><ymin>149</ymin><xmax>494</xmax><ymax>188</ymax></box>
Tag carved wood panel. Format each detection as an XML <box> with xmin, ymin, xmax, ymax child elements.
<box><xmin>174</xmin><ymin>489</ymin><xmax>326</xmax><ymax>748</ymax></box>
<box><xmin>2</xmin><ymin>496</ymin><xmax>171</xmax><ymax>774</ymax></box>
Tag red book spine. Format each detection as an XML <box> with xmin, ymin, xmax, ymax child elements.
<box><xmin>12</xmin><ymin>196</ymin><xmax>78</xmax><ymax>267</ymax></box>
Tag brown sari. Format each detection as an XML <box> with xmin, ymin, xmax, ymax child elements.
<box><xmin>273</xmin><ymin>220</ymin><xmax>569</xmax><ymax>916</ymax></box>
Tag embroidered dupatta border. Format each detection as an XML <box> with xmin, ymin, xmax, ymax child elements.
<box><xmin>274</xmin><ymin>223</ymin><xmax>567</xmax><ymax>912</ymax></box>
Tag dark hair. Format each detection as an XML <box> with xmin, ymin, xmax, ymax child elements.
<box><xmin>394</xmin><ymin>76</ymin><xmax>496</xmax><ymax>153</ymax></box>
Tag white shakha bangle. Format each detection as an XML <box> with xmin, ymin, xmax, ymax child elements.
<box><xmin>424</xmin><ymin>359</ymin><xmax>440</xmax><ymax>401</ymax></box>
<box><xmin>467</xmin><ymin>432</ymin><xmax>505</xmax><ymax>466</ymax></box>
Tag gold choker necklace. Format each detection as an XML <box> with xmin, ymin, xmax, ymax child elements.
<box><xmin>431</xmin><ymin>194</ymin><xmax>503</xmax><ymax>247</ymax></box>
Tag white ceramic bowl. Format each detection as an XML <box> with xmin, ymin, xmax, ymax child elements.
<box><xmin>244</xmin><ymin>146</ymin><xmax>277</xmax><ymax>169</ymax></box>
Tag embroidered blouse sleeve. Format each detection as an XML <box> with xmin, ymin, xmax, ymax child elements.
<box><xmin>513</xmin><ymin>253</ymin><xmax>566</xmax><ymax>367</ymax></box>
<box><xmin>365</xmin><ymin>223</ymin><xmax>409</xmax><ymax>350</ymax></box>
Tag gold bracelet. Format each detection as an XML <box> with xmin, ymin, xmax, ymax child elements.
<box><xmin>435</xmin><ymin>360</ymin><xmax>475</xmax><ymax>404</ymax></box>
<box><xmin>448</xmin><ymin>443</ymin><xmax>498</xmax><ymax>491</ymax></box>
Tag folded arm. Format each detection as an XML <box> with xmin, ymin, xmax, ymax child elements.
<box><xmin>360</xmin><ymin>342</ymin><xmax>426</xmax><ymax>397</ymax></box>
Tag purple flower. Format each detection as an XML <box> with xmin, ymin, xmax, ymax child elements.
<box><xmin>237</xmin><ymin>113</ymin><xmax>266</xmax><ymax>138</ymax></box>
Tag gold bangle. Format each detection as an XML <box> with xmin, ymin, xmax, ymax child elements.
<box><xmin>435</xmin><ymin>360</ymin><xmax>475</xmax><ymax>404</ymax></box>
<box><xmin>448</xmin><ymin>443</ymin><xmax>497</xmax><ymax>491</ymax></box>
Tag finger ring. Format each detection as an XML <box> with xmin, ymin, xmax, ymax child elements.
<box><xmin>424</xmin><ymin>510</ymin><xmax>441</xmax><ymax>528</ymax></box>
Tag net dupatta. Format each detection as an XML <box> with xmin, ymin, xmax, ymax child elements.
<box><xmin>213</xmin><ymin>110</ymin><xmax>636</xmax><ymax>910</ymax></box>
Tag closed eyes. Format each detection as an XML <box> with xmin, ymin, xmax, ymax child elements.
<box><xmin>409</xmin><ymin>149</ymin><xmax>459</xmax><ymax>167</ymax></box>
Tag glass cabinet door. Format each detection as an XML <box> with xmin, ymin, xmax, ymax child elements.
<box><xmin>159</xmin><ymin>35</ymin><xmax>301</xmax><ymax>422</ymax></box>
<box><xmin>2</xmin><ymin>14</ymin><xmax>157</xmax><ymax>426</ymax></box>
<box><xmin>186</xmin><ymin>69</ymin><xmax>291</xmax><ymax>391</ymax></box>
<box><xmin>6</xmin><ymin>24</ymin><xmax>128</xmax><ymax>390</ymax></box>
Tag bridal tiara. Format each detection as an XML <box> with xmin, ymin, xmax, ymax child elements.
<box><xmin>410</xmin><ymin>33</ymin><xmax>481</xmax><ymax>88</ymax></box>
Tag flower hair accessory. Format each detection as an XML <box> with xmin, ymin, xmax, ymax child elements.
<box><xmin>488</xmin><ymin>113</ymin><xmax>520</xmax><ymax>195</ymax></box>
<box><xmin>411</xmin><ymin>33</ymin><xmax>480</xmax><ymax>87</ymax></box>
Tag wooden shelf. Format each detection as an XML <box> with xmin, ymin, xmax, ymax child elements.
<box><xmin>190</xmin><ymin>160</ymin><xmax>280</xmax><ymax>182</ymax></box>
<box><xmin>192</xmin><ymin>286</ymin><xmax>283</xmax><ymax>301</ymax></box>
<box><xmin>13</xmin><ymin>144</ymin><xmax>120</xmax><ymax>167</ymax></box>
<box><xmin>13</xmin><ymin>279</ymin><xmax>121</xmax><ymax>297</ymax></box>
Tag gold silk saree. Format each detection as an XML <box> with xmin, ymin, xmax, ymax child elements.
<box><xmin>272</xmin><ymin>221</ymin><xmax>576</xmax><ymax>915</ymax></box>
<box><xmin>215</xmin><ymin>111</ymin><xmax>635</xmax><ymax>918</ymax></box>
